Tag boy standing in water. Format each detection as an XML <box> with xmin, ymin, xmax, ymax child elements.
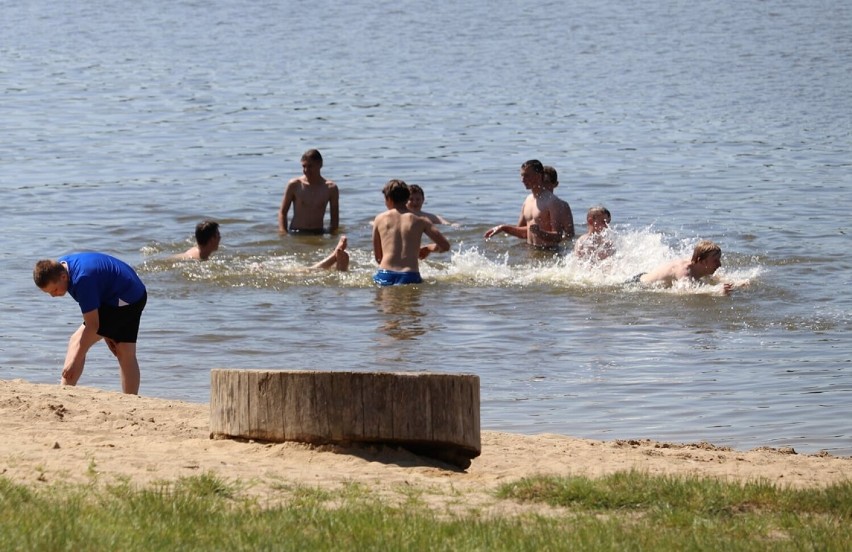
<box><xmin>574</xmin><ymin>206</ymin><xmax>614</xmax><ymax>261</ymax></box>
<box><xmin>33</xmin><ymin>253</ymin><xmax>147</xmax><ymax>394</ymax></box>
<box><xmin>406</xmin><ymin>184</ymin><xmax>451</xmax><ymax>225</ymax></box>
<box><xmin>278</xmin><ymin>149</ymin><xmax>339</xmax><ymax>235</ymax></box>
<box><xmin>542</xmin><ymin>165</ymin><xmax>575</xmax><ymax>240</ymax></box>
<box><xmin>372</xmin><ymin>179</ymin><xmax>451</xmax><ymax>286</ymax></box>
<box><xmin>484</xmin><ymin>159</ymin><xmax>567</xmax><ymax>249</ymax></box>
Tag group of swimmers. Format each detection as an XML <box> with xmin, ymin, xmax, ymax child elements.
<box><xmin>32</xmin><ymin>148</ymin><xmax>742</xmax><ymax>395</ymax></box>
<box><xmin>177</xmin><ymin>149</ymin><xmax>453</xmax><ymax>286</ymax></box>
<box><xmin>219</xmin><ymin>151</ymin><xmax>737</xmax><ymax>292</ymax></box>
<box><xmin>177</xmin><ymin>151</ymin><xmax>735</xmax><ymax>292</ymax></box>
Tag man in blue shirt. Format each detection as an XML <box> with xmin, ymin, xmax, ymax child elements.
<box><xmin>33</xmin><ymin>252</ymin><xmax>147</xmax><ymax>394</ymax></box>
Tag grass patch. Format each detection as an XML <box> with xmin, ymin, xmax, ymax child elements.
<box><xmin>1</xmin><ymin>471</ymin><xmax>850</xmax><ymax>551</ymax></box>
<box><xmin>498</xmin><ymin>470</ymin><xmax>852</xmax><ymax>550</ymax></box>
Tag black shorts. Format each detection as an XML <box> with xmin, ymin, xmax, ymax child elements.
<box><xmin>94</xmin><ymin>293</ymin><xmax>147</xmax><ymax>343</ymax></box>
<box><xmin>289</xmin><ymin>227</ymin><xmax>327</xmax><ymax>235</ymax></box>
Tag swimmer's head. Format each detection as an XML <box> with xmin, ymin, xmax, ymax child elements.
<box><xmin>407</xmin><ymin>184</ymin><xmax>425</xmax><ymax>210</ymax></box>
<box><xmin>586</xmin><ymin>206</ymin><xmax>611</xmax><ymax>232</ymax></box>
<box><xmin>543</xmin><ymin>165</ymin><xmax>558</xmax><ymax>191</ymax></box>
<box><xmin>383</xmin><ymin>179</ymin><xmax>410</xmax><ymax>205</ymax></box>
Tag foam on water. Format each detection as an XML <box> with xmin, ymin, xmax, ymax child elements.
<box><xmin>140</xmin><ymin>227</ymin><xmax>762</xmax><ymax>296</ymax></box>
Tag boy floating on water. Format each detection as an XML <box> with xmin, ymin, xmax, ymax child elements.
<box><xmin>633</xmin><ymin>240</ymin><xmax>746</xmax><ymax>295</ymax></box>
<box><xmin>173</xmin><ymin>220</ymin><xmax>221</xmax><ymax>260</ymax></box>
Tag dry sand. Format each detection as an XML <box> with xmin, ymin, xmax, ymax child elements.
<box><xmin>2</xmin><ymin>379</ymin><xmax>849</xmax><ymax>513</ymax></box>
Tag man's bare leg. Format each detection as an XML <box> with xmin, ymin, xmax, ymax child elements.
<box><xmin>61</xmin><ymin>324</ymin><xmax>102</xmax><ymax>386</ymax></box>
<box><xmin>311</xmin><ymin>235</ymin><xmax>349</xmax><ymax>271</ymax></box>
<box><xmin>109</xmin><ymin>339</ymin><xmax>140</xmax><ymax>394</ymax></box>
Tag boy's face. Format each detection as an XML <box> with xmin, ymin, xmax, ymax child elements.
<box><xmin>520</xmin><ymin>166</ymin><xmax>542</xmax><ymax>190</ymax></box>
<box><xmin>301</xmin><ymin>159</ymin><xmax>321</xmax><ymax>178</ymax></box>
<box><xmin>407</xmin><ymin>192</ymin><xmax>424</xmax><ymax>210</ymax></box>
<box><xmin>698</xmin><ymin>251</ymin><xmax>722</xmax><ymax>274</ymax></box>
<box><xmin>40</xmin><ymin>274</ymin><xmax>68</xmax><ymax>297</ymax></box>
<box><xmin>587</xmin><ymin>213</ymin><xmax>609</xmax><ymax>233</ymax></box>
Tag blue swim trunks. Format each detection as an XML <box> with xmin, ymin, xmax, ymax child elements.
<box><xmin>373</xmin><ymin>269</ymin><xmax>423</xmax><ymax>287</ymax></box>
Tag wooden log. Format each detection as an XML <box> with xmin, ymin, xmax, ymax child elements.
<box><xmin>210</xmin><ymin>369</ymin><xmax>481</xmax><ymax>468</ymax></box>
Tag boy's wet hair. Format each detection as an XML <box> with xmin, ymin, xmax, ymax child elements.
<box><xmin>408</xmin><ymin>184</ymin><xmax>424</xmax><ymax>197</ymax></box>
<box><xmin>521</xmin><ymin>159</ymin><xmax>544</xmax><ymax>174</ymax></box>
<box><xmin>195</xmin><ymin>220</ymin><xmax>220</xmax><ymax>246</ymax></box>
<box><xmin>383</xmin><ymin>179</ymin><xmax>410</xmax><ymax>204</ymax></box>
<box><xmin>692</xmin><ymin>240</ymin><xmax>722</xmax><ymax>263</ymax></box>
<box><xmin>587</xmin><ymin>205</ymin><xmax>611</xmax><ymax>223</ymax></box>
<box><xmin>543</xmin><ymin>165</ymin><xmax>558</xmax><ymax>187</ymax></box>
<box><xmin>301</xmin><ymin>149</ymin><xmax>323</xmax><ymax>166</ymax></box>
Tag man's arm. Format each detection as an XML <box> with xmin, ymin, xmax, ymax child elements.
<box><xmin>421</xmin><ymin>222</ymin><xmax>450</xmax><ymax>259</ymax></box>
<box><xmin>372</xmin><ymin>218</ymin><xmax>383</xmax><ymax>264</ymax></box>
<box><xmin>328</xmin><ymin>182</ymin><xmax>340</xmax><ymax>233</ymax></box>
<box><xmin>485</xmin><ymin>224</ymin><xmax>528</xmax><ymax>239</ymax></box>
<box><xmin>528</xmin><ymin>224</ymin><xmax>562</xmax><ymax>241</ymax></box>
<box><xmin>278</xmin><ymin>180</ymin><xmax>297</xmax><ymax>234</ymax></box>
<box><xmin>561</xmin><ymin>202</ymin><xmax>575</xmax><ymax>239</ymax></box>
<box><xmin>62</xmin><ymin>310</ymin><xmax>102</xmax><ymax>385</ymax></box>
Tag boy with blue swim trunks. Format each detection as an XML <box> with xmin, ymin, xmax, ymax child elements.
<box><xmin>33</xmin><ymin>252</ymin><xmax>147</xmax><ymax>394</ymax></box>
<box><xmin>372</xmin><ymin>179</ymin><xmax>450</xmax><ymax>286</ymax></box>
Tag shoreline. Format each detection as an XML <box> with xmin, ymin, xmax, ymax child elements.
<box><xmin>2</xmin><ymin>378</ymin><xmax>849</xmax><ymax>509</ymax></box>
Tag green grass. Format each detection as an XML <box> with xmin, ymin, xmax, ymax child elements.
<box><xmin>1</xmin><ymin>470</ymin><xmax>850</xmax><ymax>551</ymax></box>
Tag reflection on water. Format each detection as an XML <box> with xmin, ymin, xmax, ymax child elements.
<box><xmin>373</xmin><ymin>285</ymin><xmax>428</xmax><ymax>341</ymax></box>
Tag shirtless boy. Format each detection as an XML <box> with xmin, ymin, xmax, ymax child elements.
<box><xmin>372</xmin><ymin>179</ymin><xmax>450</xmax><ymax>286</ymax></box>
<box><xmin>573</xmin><ymin>206</ymin><xmax>614</xmax><ymax>261</ymax></box>
<box><xmin>173</xmin><ymin>220</ymin><xmax>221</xmax><ymax>260</ymax></box>
<box><xmin>542</xmin><ymin>165</ymin><xmax>575</xmax><ymax>239</ymax></box>
<box><xmin>484</xmin><ymin>160</ymin><xmax>567</xmax><ymax>249</ymax></box>
<box><xmin>637</xmin><ymin>240</ymin><xmax>740</xmax><ymax>294</ymax></box>
<box><xmin>278</xmin><ymin>149</ymin><xmax>339</xmax><ymax>235</ymax></box>
<box><xmin>406</xmin><ymin>184</ymin><xmax>451</xmax><ymax>225</ymax></box>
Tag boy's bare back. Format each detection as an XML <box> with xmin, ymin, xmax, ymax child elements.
<box><xmin>373</xmin><ymin>209</ymin><xmax>434</xmax><ymax>272</ymax></box>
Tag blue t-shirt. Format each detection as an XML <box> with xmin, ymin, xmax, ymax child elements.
<box><xmin>59</xmin><ymin>252</ymin><xmax>146</xmax><ymax>313</ymax></box>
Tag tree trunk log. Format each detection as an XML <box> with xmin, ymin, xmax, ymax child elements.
<box><xmin>210</xmin><ymin>369</ymin><xmax>480</xmax><ymax>468</ymax></box>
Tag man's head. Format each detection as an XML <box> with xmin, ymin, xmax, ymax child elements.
<box><xmin>520</xmin><ymin>159</ymin><xmax>545</xmax><ymax>190</ymax></box>
<box><xmin>691</xmin><ymin>240</ymin><xmax>722</xmax><ymax>275</ymax></box>
<box><xmin>300</xmin><ymin>149</ymin><xmax>323</xmax><ymax>176</ymax></box>
<box><xmin>407</xmin><ymin>184</ymin><xmax>425</xmax><ymax>211</ymax></box>
<box><xmin>383</xmin><ymin>179</ymin><xmax>411</xmax><ymax>206</ymax></box>
<box><xmin>543</xmin><ymin>165</ymin><xmax>558</xmax><ymax>192</ymax></box>
<box><xmin>33</xmin><ymin>259</ymin><xmax>69</xmax><ymax>296</ymax></box>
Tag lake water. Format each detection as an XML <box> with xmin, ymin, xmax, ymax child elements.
<box><xmin>2</xmin><ymin>0</ymin><xmax>850</xmax><ymax>455</ymax></box>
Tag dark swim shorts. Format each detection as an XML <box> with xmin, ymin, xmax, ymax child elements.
<box><xmin>289</xmin><ymin>228</ymin><xmax>327</xmax><ymax>235</ymax></box>
<box><xmin>94</xmin><ymin>293</ymin><xmax>147</xmax><ymax>343</ymax></box>
<box><xmin>625</xmin><ymin>273</ymin><xmax>646</xmax><ymax>284</ymax></box>
<box><xmin>373</xmin><ymin>270</ymin><xmax>423</xmax><ymax>287</ymax></box>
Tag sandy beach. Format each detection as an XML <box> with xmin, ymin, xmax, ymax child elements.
<box><xmin>2</xmin><ymin>379</ymin><xmax>849</xmax><ymax>513</ymax></box>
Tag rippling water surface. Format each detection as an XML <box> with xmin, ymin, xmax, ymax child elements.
<box><xmin>2</xmin><ymin>0</ymin><xmax>850</xmax><ymax>454</ymax></box>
